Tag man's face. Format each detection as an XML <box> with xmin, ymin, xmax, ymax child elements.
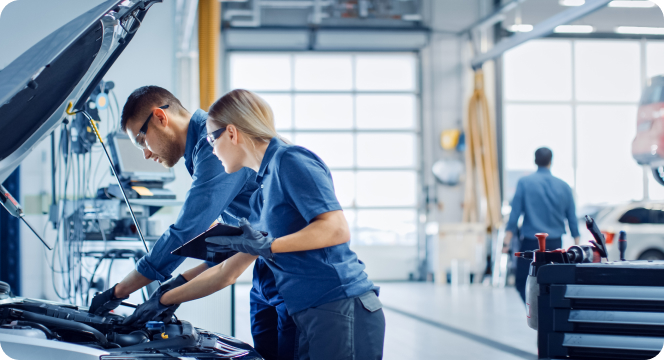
<box><xmin>126</xmin><ymin>107</ymin><xmax>182</xmax><ymax>168</ymax></box>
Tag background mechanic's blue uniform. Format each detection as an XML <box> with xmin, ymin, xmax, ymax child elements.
<box><xmin>506</xmin><ymin>166</ymin><xmax>579</xmax><ymax>302</ymax></box>
<box><xmin>249</xmin><ymin>138</ymin><xmax>384</xmax><ymax>359</ymax></box>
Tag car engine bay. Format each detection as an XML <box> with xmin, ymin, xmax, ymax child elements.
<box><xmin>0</xmin><ymin>282</ymin><xmax>261</xmax><ymax>359</ymax></box>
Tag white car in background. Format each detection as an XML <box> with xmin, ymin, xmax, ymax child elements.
<box><xmin>578</xmin><ymin>202</ymin><xmax>664</xmax><ymax>261</ymax></box>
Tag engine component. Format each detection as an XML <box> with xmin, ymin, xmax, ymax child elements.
<box><xmin>0</xmin><ymin>324</ymin><xmax>47</xmax><ymax>340</ymax></box>
<box><xmin>108</xmin><ymin>330</ymin><xmax>149</xmax><ymax>347</ymax></box>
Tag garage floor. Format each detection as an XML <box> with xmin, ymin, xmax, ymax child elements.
<box><xmin>234</xmin><ymin>282</ymin><xmax>538</xmax><ymax>360</ymax></box>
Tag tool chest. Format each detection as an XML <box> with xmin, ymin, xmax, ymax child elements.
<box><xmin>536</xmin><ymin>261</ymin><xmax>664</xmax><ymax>359</ymax></box>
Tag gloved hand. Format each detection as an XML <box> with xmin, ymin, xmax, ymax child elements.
<box><xmin>150</xmin><ymin>274</ymin><xmax>187</xmax><ymax>324</ymax></box>
<box><xmin>123</xmin><ymin>286</ymin><xmax>178</xmax><ymax>327</ymax></box>
<box><xmin>89</xmin><ymin>284</ymin><xmax>128</xmax><ymax>315</ymax></box>
<box><xmin>205</xmin><ymin>218</ymin><xmax>275</xmax><ymax>261</ymax></box>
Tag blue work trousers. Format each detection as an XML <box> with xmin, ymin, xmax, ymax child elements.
<box><xmin>250</xmin><ymin>259</ymin><xmax>298</xmax><ymax>360</ymax></box>
<box><xmin>292</xmin><ymin>291</ymin><xmax>385</xmax><ymax>360</ymax></box>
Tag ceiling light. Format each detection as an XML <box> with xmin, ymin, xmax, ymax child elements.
<box><xmin>554</xmin><ymin>25</ymin><xmax>595</xmax><ymax>33</ymax></box>
<box><xmin>560</xmin><ymin>0</ymin><xmax>585</xmax><ymax>6</ymax></box>
<box><xmin>616</xmin><ymin>26</ymin><xmax>664</xmax><ymax>34</ymax></box>
<box><xmin>508</xmin><ymin>24</ymin><xmax>534</xmax><ymax>32</ymax></box>
<box><xmin>609</xmin><ymin>0</ymin><xmax>656</xmax><ymax>7</ymax></box>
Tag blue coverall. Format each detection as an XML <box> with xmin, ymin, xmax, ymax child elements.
<box><xmin>136</xmin><ymin>110</ymin><xmax>296</xmax><ymax>360</ymax></box>
<box><xmin>247</xmin><ymin>137</ymin><xmax>385</xmax><ymax>360</ymax></box>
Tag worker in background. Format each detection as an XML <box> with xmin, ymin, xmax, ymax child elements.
<box><xmin>502</xmin><ymin>147</ymin><xmax>580</xmax><ymax>303</ymax></box>
<box><xmin>88</xmin><ymin>86</ymin><xmax>298</xmax><ymax>360</ymax></box>
<box><xmin>124</xmin><ymin>89</ymin><xmax>385</xmax><ymax>360</ymax></box>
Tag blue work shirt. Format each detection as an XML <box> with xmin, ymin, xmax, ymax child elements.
<box><xmin>506</xmin><ymin>167</ymin><xmax>579</xmax><ymax>240</ymax></box>
<box><xmin>249</xmin><ymin>137</ymin><xmax>377</xmax><ymax>315</ymax></box>
<box><xmin>136</xmin><ymin>110</ymin><xmax>258</xmax><ymax>281</ymax></box>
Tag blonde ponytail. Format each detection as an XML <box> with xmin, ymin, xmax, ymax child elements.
<box><xmin>208</xmin><ymin>89</ymin><xmax>289</xmax><ymax>144</ymax></box>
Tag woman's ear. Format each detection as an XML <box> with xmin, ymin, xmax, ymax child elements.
<box><xmin>227</xmin><ymin>125</ymin><xmax>239</xmax><ymax>145</ymax></box>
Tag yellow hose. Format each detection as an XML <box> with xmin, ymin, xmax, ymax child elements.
<box><xmin>198</xmin><ymin>0</ymin><xmax>221</xmax><ymax>110</ymax></box>
<box><xmin>464</xmin><ymin>70</ymin><xmax>501</xmax><ymax>231</ymax></box>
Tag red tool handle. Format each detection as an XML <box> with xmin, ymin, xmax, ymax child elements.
<box><xmin>535</xmin><ymin>233</ymin><xmax>548</xmax><ymax>252</ymax></box>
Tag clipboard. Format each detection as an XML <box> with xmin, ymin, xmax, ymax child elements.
<box><xmin>171</xmin><ymin>223</ymin><xmax>243</xmax><ymax>264</ymax></box>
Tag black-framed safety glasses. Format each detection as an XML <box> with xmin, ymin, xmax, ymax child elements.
<box><xmin>207</xmin><ymin>127</ymin><xmax>226</xmax><ymax>147</ymax></box>
<box><xmin>132</xmin><ymin>104</ymin><xmax>169</xmax><ymax>149</ymax></box>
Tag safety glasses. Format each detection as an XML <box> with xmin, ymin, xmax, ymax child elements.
<box><xmin>132</xmin><ymin>104</ymin><xmax>169</xmax><ymax>150</ymax></box>
<box><xmin>207</xmin><ymin>127</ymin><xmax>226</xmax><ymax>147</ymax></box>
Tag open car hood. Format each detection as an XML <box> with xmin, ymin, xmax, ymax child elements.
<box><xmin>0</xmin><ymin>0</ymin><xmax>161</xmax><ymax>183</ymax></box>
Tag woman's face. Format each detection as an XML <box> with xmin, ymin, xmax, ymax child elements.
<box><xmin>207</xmin><ymin>120</ymin><xmax>245</xmax><ymax>173</ymax></box>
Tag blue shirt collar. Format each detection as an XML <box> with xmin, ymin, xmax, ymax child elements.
<box><xmin>184</xmin><ymin>109</ymin><xmax>207</xmax><ymax>174</ymax></box>
<box><xmin>257</xmin><ymin>137</ymin><xmax>285</xmax><ymax>179</ymax></box>
<box><xmin>537</xmin><ymin>167</ymin><xmax>551</xmax><ymax>174</ymax></box>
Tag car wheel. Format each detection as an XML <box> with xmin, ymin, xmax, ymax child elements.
<box><xmin>638</xmin><ymin>249</ymin><xmax>664</xmax><ymax>260</ymax></box>
<box><xmin>652</xmin><ymin>167</ymin><xmax>664</xmax><ymax>186</ymax></box>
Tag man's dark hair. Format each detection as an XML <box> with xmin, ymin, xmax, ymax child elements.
<box><xmin>535</xmin><ymin>147</ymin><xmax>553</xmax><ymax>167</ymax></box>
<box><xmin>121</xmin><ymin>86</ymin><xmax>187</xmax><ymax>132</ymax></box>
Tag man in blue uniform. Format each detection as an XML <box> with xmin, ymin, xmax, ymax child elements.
<box><xmin>88</xmin><ymin>86</ymin><xmax>297</xmax><ymax>360</ymax></box>
<box><xmin>503</xmin><ymin>147</ymin><xmax>580</xmax><ymax>303</ymax></box>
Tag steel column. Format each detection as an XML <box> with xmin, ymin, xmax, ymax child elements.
<box><xmin>471</xmin><ymin>0</ymin><xmax>611</xmax><ymax>69</ymax></box>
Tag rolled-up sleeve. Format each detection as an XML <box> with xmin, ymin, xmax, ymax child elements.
<box><xmin>136</xmin><ymin>139</ymin><xmax>252</xmax><ymax>281</ymax></box>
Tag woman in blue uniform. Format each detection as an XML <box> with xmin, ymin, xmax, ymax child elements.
<box><xmin>126</xmin><ymin>89</ymin><xmax>385</xmax><ymax>359</ymax></box>
<box><xmin>203</xmin><ymin>89</ymin><xmax>385</xmax><ymax>359</ymax></box>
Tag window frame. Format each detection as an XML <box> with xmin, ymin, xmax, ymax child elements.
<box><xmin>224</xmin><ymin>51</ymin><xmax>424</xmax><ymax>246</ymax></box>
<box><xmin>502</xmin><ymin>38</ymin><xmax>655</xmax><ymax>207</ymax></box>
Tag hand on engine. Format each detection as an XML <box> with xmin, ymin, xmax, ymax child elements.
<box><xmin>89</xmin><ymin>284</ymin><xmax>128</xmax><ymax>315</ymax></box>
<box><xmin>122</xmin><ymin>275</ymin><xmax>186</xmax><ymax>326</ymax></box>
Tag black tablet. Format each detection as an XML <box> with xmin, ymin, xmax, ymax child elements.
<box><xmin>171</xmin><ymin>223</ymin><xmax>242</xmax><ymax>264</ymax></box>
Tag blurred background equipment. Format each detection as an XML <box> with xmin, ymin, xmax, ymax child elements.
<box><xmin>70</xmin><ymin>81</ymin><xmax>114</xmax><ymax>155</ymax></box>
<box><xmin>431</xmin><ymin>159</ymin><xmax>464</xmax><ymax>186</ymax></box>
<box><xmin>43</xmin><ymin>80</ymin><xmax>181</xmax><ymax>308</ymax></box>
<box><xmin>440</xmin><ymin>129</ymin><xmax>461</xmax><ymax>150</ymax></box>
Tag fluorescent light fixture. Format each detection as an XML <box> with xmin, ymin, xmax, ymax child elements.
<box><xmin>616</xmin><ymin>26</ymin><xmax>664</xmax><ymax>34</ymax></box>
<box><xmin>609</xmin><ymin>0</ymin><xmax>656</xmax><ymax>7</ymax></box>
<box><xmin>508</xmin><ymin>24</ymin><xmax>534</xmax><ymax>32</ymax></box>
<box><xmin>554</xmin><ymin>25</ymin><xmax>594</xmax><ymax>33</ymax></box>
<box><xmin>559</xmin><ymin>0</ymin><xmax>585</xmax><ymax>6</ymax></box>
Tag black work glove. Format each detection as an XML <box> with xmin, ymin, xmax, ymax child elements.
<box><xmin>89</xmin><ymin>284</ymin><xmax>129</xmax><ymax>315</ymax></box>
<box><xmin>206</xmin><ymin>218</ymin><xmax>275</xmax><ymax>261</ymax></box>
<box><xmin>151</xmin><ymin>274</ymin><xmax>187</xmax><ymax>324</ymax></box>
<box><xmin>122</xmin><ymin>286</ymin><xmax>177</xmax><ymax>327</ymax></box>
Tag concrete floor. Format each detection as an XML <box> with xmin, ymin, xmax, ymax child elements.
<box><xmin>234</xmin><ymin>282</ymin><xmax>538</xmax><ymax>360</ymax></box>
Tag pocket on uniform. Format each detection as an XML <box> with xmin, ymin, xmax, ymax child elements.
<box><xmin>358</xmin><ymin>291</ymin><xmax>382</xmax><ymax>313</ymax></box>
<box><xmin>294</xmin><ymin>306</ymin><xmax>353</xmax><ymax>360</ymax></box>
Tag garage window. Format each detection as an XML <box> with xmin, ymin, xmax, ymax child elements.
<box><xmin>228</xmin><ymin>52</ymin><xmax>420</xmax><ymax>245</ymax></box>
<box><xmin>502</xmin><ymin>39</ymin><xmax>664</xmax><ymax>207</ymax></box>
